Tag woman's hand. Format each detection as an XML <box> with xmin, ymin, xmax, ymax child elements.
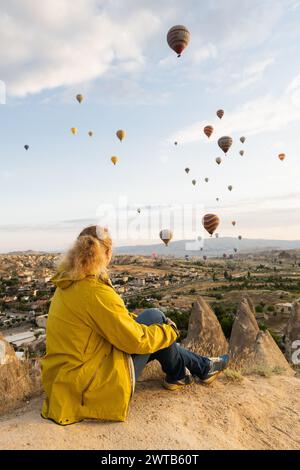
<box><xmin>165</xmin><ymin>317</ymin><xmax>180</xmax><ymax>338</ymax></box>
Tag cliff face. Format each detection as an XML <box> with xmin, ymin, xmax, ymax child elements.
<box><xmin>285</xmin><ymin>299</ymin><xmax>300</xmax><ymax>369</ymax></box>
<box><xmin>0</xmin><ymin>334</ymin><xmax>42</xmax><ymax>415</ymax></box>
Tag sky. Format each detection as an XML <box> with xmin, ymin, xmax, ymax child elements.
<box><xmin>1</xmin><ymin>0</ymin><xmax>300</xmax><ymax>252</ymax></box>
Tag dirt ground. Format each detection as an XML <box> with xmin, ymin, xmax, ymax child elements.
<box><xmin>0</xmin><ymin>374</ymin><xmax>299</xmax><ymax>450</ymax></box>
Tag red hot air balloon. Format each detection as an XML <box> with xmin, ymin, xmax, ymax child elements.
<box><xmin>167</xmin><ymin>25</ymin><xmax>190</xmax><ymax>57</ymax></box>
<box><xmin>216</xmin><ymin>109</ymin><xmax>224</xmax><ymax>119</ymax></box>
<box><xmin>202</xmin><ymin>213</ymin><xmax>220</xmax><ymax>236</ymax></box>
<box><xmin>204</xmin><ymin>125</ymin><xmax>213</xmax><ymax>138</ymax></box>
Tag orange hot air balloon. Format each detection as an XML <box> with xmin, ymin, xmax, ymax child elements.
<box><xmin>111</xmin><ymin>156</ymin><xmax>119</xmax><ymax>165</ymax></box>
<box><xmin>232</xmin><ymin>221</ymin><xmax>236</xmax><ymax>226</ymax></box>
<box><xmin>167</xmin><ymin>25</ymin><xmax>190</xmax><ymax>57</ymax></box>
<box><xmin>216</xmin><ymin>109</ymin><xmax>224</xmax><ymax>119</ymax></box>
<box><xmin>278</xmin><ymin>153</ymin><xmax>286</xmax><ymax>161</ymax></box>
<box><xmin>202</xmin><ymin>213</ymin><xmax>220</xmax><ymax>236</ymax></box>
<box><xmin>204</xmin><ymin>125</ymin><xmax>213</xmax><ymax>138</ymax></box>
<box><xmin>215</xmin><ymin>157</ymin><xmax>222</xmax><ymax>165</ymax></box>
<box><xmin>239</xmin><ymin>150</ymin><xmax>244</xmax><ymax>156</ymax></box>
<box><xmin>218</xmin><ymin>136</ymin><xmax>233</xmax><ymax>154</ymax></box>
<box><xmin>116</xmin><ymin>129</ymin><xmax>126</xmax><ymax>142</ymax></box>
<box><xmin>159</xmin><ymin>229</ymin><xmax>173</xmax><ymax>246</ymax></box>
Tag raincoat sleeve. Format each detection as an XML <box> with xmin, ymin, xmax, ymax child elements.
<box><xmin>87</xmin><ymin>283</ymin><xmax>178</xmax><ymax>355</ymax></box>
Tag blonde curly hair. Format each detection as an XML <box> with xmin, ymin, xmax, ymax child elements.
<box><xmin>58</xmin><ymin>225</ymin><xmax>112</xmax><ymax>280</ymax></box>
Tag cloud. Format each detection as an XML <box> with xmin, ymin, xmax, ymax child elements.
<box><xmin>170</xmin><ymin>72</ymin><xmax>300</xmax><ymax>143</ymax></box>
<box><xmin>0</xmin><ymin>0</ymin><xmax>161</xmax><ymax>97</ymax></box>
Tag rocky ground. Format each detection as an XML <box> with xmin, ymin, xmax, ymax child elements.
<box><xmin>0</xmin><ymin>374</ymin><xmax>299</xmax><ymax>450</ymax></box>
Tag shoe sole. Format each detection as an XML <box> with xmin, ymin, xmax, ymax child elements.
<box><xmin>162</xmin><ymin>381</ymin><xmax>193</xmax><ymax>391</ymax></box>
<box><xmin>199</xmin><ymin>371</ymin><xmax>222</xmax><ymax>385</ymax></box>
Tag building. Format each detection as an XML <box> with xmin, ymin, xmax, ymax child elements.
<box><xmin>275</xmin><ymin>303</ymin><xmax>293</xmax><ymax>316</ymax></box>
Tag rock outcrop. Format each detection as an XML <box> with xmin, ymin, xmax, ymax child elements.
<box><xmin>284</xmin><ymin>299</ymin><xmax>300</xmax><ymax>369</ymax></box>
<box><xmin>229</xmin><ymin>298</ymin><xmax>294</xmax><ymax>376</ymax></box>
<box><xmin>182</xmin><ymin>297</ymin><xmax>228</xmax><ymax>356</ymax></box>
<box><xmin>0</xmin><ymin>334</ymin><xmax>42</xmax><ymax>415</ymax></box>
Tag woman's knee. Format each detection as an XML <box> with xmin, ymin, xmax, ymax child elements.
<box><xmin>136</xmin><ymin>308</ymin><xmax>166</xmax><ymax>325</ymax></box>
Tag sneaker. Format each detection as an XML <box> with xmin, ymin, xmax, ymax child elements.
<box><xmin>163</xmin><ymin>368</ymin><xmax>193</xmax><ymax>391</ymax></box>
<box><xmin>200</xmin><ymin>354</ymin><xmax>230</xmax><ymax>385</ymax></box>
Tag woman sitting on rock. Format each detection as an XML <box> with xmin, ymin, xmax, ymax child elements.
<box><xmin>41</xmin><ymin>225</ymin><xmax>229</xmax><ymax>425</ymax></box>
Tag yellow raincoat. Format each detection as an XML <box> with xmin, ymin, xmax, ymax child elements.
<box><xmin>41</xmin><ymin>272</ymin><xmax>177</xmax><ymax>425</ymax></box>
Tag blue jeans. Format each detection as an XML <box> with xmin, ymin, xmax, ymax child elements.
<box><xmin>132</xmin><ymin>308</ymin><xmax>211</xmax><ymax>381</ymax></box>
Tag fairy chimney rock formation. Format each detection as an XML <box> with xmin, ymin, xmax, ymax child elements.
<box><xmin>284</xmin><ymin>299</ymin><xmax>300</xmax><ymax>368</ymax></box>
<box><xmin>182</xmin><ymin>297</ymin><xmax>228</xmax><ymax>356</ymax></box>
<box><xmin>230</xmin><ymin>298</ymin><xmax>294</xmax><ymax>375</ymax></box>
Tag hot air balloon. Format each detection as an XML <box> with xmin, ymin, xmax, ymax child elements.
<box><xmin>216</xmin><ymin>109</ymin><xmax>224</xmax><ymax>119</ymax></box>
<box><xmin>223</xmin><ymin>253</ymin><xmax>227</xmax><ymax>259</ymax></box>
<box><xmin>88</xmin><ymin>131</ymin><xmax>93</xmax><ymax>137</ymax></box>
<box><xmin>111</xmin><ymin>156</ymin><xmax>119</xmax><ymax>165</ymax></box>
<box><xmin>185</xmin><ymin>167</ymin><xmax>190</xmax><ymax>174</ymax></box>
<box><xmin>160</xmin><ymin>229</ymin><xmax>173</xmax><ymax>246</ymax></box>
<box><xmin>200</xmin><ymin>247</ymin><xmax>203</xmax><ymax>251</ymax></box>
<box><xmin>167</xmin><ymin>25</ymin><xmax>190</xmax><ymax>57</ymax></box>
<box><xmin>238</xmin><ymin>235</ymin><xmax>242</xmax><ymax>240</ymax></box>
<box><xmin>204</xmin><ymin>177</ymin><xmax>209</xmax><ymax>183</ymax></box>
<box><xmin>24</xmin><ymin>145</ymin><xmax>29</xmax><ymax>151</ymax></box>
<box><xmin>232</xmin><ymin>221</ymin><xmax>236</xmax><ymax>226</ymax></box>
<box><xmin>218</xmin><ymin>136</ymin><xmax>233</xmax><ymax>154</ymax></box>
<box><xmin>216</xmin><ymin>197</ymin><xmax>219</xmax><ymax>202</ymax></box>
<box><xmin>203</xmin><ymin>255</ymin><xmax>207</xmax><ymax>260</ymax></box>
<box><xmin>185</xmin><ymin>254</ymin><xmax>189</xmax><ymax>261</ymax></box>
<box><xmin>202</xmin><ymin>213</ymin><xmax>220</xmax><ymax>236</ymax></box>
<box><xmin>71</xmin><ymin>127</ymin><xmax>78</xmax><ymax>135</ymax></box>
<box><xmin>215</xmin><ymin>157</ymin><xmax>222</xmax><ymax>165</ymax></box>
<box><xmin>116</xmin><ymin>129</ymin><xmax>126</xmax><ymax>142</ymax></box>
<box><xmin>192</xmin><ymin>179</ymin><xmax>196</xmax><ymax>186</ymax></box>
<box><xmin>76</xmin><ymin>94</ymin><xmax>83</xmax><ymax>104</ymax></box>
<box><xmin>228</xmin><ymin>185</ymin><xmax>233</xmax><ymax>191</ymax></box>
<box><xmin>239</xmin><ymin>150</ymin><xmax>244</xmax><ymax>156</ymax></box>
<box><xmin>240</xmin><ymin>136</ymin><xmax>246</xmax><ymax>144</ymax></box>
<box><xmin>174</xmin><ymin>141</ymin><xmax>178</xmax><ymax>146</ymax></box>
<box><xmin>234</xmin><ymin>248</ymin><xmax>238</xmax><ymax>253</ymax></box>
<box><xmin>278</xmin><ymin>153</ymin><xmax>286</xmax><ymax>161</ymax></box>
<box><xmin>137</xmin><ymin>208</ymin><xmax>141</xmax><ymax>214</ymax></box>
<box><xmin>204</xmin><ymin>125</ymin><xmax>213</xmax><ymax>139</ymax></box>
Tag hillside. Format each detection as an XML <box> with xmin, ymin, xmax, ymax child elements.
<box><xmin>0</xmin><ymin>375</ymin><xmax>299</xmax><ymax>450</ymax></box>
<box><xmin>115</xmin><ymin>238</ymin><xmax>300</xmax><ymax>257</ymax></box>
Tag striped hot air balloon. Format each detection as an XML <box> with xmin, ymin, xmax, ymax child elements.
<box><xmin>202</xmin><ymin>213</ymin><xmax>220</xmax><ymax>236</ymax></box>
<box><xmin>167</xmin><ymin>25</ymin><xmax>190</xmax><ymax>57</ymax></box>
<box><xmin>218</xmin><ymin>136</ymin><xmax>233</xmax><ymax>154</ymax></box>
<box><xmin>216</xmin><ymin>109</ymin><xmax>224</xmax><ymax>119</ymax></box>
<box><xmin>204</xmin><ymin>125</ymin><xmax>213</xmax><ymax>138</ymax></box>
<box><xmin>159</xmin><ymin>229</ymin><xmax>173</xmax><ymax>246</ymax></box>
